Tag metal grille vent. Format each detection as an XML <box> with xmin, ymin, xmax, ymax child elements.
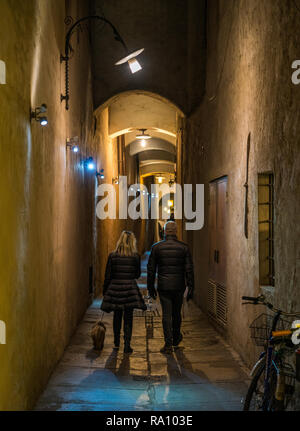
<box><xmin>208</xmin><ymin>279</ymin><xmax>227</xmax><ymax>327</ymax></box>
<box><xmin>208</xmin><ymin>280</ymin><xmax>217</xmax><ymax>316</ymax></box>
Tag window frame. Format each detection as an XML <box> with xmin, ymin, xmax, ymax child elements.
<box><xmin>257</xmin><ymin>172</ymin><xmax>275</xmax><ymax>288</ymax></box>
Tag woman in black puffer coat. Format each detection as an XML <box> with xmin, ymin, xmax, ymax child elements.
<box><xmin>101</xmin><ymin>231</ymin><xmax>146</xmax><ymax>353</ymax></box>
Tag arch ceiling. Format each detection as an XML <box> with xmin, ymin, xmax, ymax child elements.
<box><xmin>138</xmin><ymin>150</ymin><xmax>175</xmax><ymax>163</ymax></box>
<box><xmin>129</xmin><ymin>138</ymin><xmax>175</xmax><ymax>156</ymax></box>
<box><xmin>95</xmin><ymin>91</ymin><xmax>183</xmax><ymax>178</ymax></box>
<box><xmin>95</xmin><ymin>91</ymin><xmax>182</xmax><ymax>137</ymax></box>
<box><xmin>139</xmin><ymin>161</ymin><xmax>175</xmax><ymax>177</ymax></box>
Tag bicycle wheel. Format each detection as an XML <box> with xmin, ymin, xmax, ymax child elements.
<box><xmin>244</xmin><ymin>359</ymin><xmax>285</xmax><ymax>411</ymax></box>
<box><xmin>266</xmin><ymin>368</ymin><xmax>284</xmax><ymax>411</ymax></box>
<box><xmin>243</xmin><ymin>359</ymin><xmax>265</xmax><ymax>411</ymax></box>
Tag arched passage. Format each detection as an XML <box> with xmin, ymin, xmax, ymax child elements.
<box><xmin>92</xmin><ymin>90</ymin><xmax>185</xmax><ymax>294</ymax></box>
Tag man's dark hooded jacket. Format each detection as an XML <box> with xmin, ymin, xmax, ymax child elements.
<box><xmin>147</xmin><ymin>234</ymin><xmax>194</xmax><ymax>296</ymax></box>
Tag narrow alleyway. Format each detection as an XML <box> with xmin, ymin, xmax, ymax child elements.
<box><xmin>1</xmin><ymin>0</ymin><xmax>300</xmax><ymax>412</ymax></box>
<box><xmin>35</xmin><ymin>255</ymin><xmax>250</xmax><ymax>411</ymax></box>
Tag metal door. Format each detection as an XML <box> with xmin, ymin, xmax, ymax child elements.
<box><xmin>208</xmin><ymin>176</ymin><xmax>228</xmax><ymax>327</ymax></box>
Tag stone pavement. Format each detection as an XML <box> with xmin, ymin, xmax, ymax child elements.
<box><xmin>35</xmin><ymin>254</ymin><xmax>250</xmax><ymax>411</ymax></box>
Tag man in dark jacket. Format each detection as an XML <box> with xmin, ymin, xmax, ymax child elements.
<box><xmin>147</xmin><ymin>221</ymin><xmax>194</xmax><ymax>354</ymax></box>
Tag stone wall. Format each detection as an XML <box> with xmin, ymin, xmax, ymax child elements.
<box><xmin>184</xmin><ymin>0</ymin><xmax>300</xmax><ymax>378</ymax></box>
<box><xmin>0</xmin><ymin>0</ymin><xmax>96</xmax><ymax>410</ymax></box>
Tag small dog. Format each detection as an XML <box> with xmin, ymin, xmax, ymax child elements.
<box><xmin>90</xmin><ymin>320</ymin><xmax>106</xmax><ymax>351</ymax></box>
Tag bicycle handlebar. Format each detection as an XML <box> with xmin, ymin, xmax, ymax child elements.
<box><xmin>242</xmin><ymin>295</ymin><xmax>300</xmax><ymax>317</ymax></box>
<box><xmin>242</xmin><ymin>296</ymin><xmax>259</xmax><ymax>302</ymax></box>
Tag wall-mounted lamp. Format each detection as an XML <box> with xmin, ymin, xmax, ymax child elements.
<box><xmin>30</xmin><ymin>104</ymin><xmax>48</xmax><ymax>126</ymax></box>
<box><xmin>66</xmin><ymin>137</ymin><xmax>80</xmax><ymax>153</ymax></box>
<box><xmin>169</xmin><ymin>177</ymin><xmax>175</xmax><ymax>187</ymax></box>
<box><xmin>83</xmin><ymin>157</ymin><xmax>96</xmax><ymax>171</ymax></box>
<box><xmin>96</xmin><ymin>169</ymin><xmax>105</xmax><ymax>179</ymax></box>
<box><xmin>61</xmin><ymin>15</ymin><xmax>144</xmax><ymax>110</ymax></box>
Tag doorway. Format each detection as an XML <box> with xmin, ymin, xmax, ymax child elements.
<box><xmin>208</xmin><ymin>176</ymin><xmax>228</xmax><ymax>328</ymax></box>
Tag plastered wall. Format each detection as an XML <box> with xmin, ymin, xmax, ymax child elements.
<box><xmin>184</xmin><ymin>0</ymin><xmax>300</xmax><ymax>378</ymax></box>
<box><xmin>93</xmin><ymin>107</ymin><xmax>145</xmax><ymax>297</ymax></box>
<box><xmin>0</xmin><ymin>0</ymin><xmax>97</xmax><ymax>410</ymax></box>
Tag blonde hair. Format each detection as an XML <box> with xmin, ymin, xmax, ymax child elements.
<box><xmin>114</xmin><ymin>231</ymin><xmax>137</xmax><ymax>256</ymax></box>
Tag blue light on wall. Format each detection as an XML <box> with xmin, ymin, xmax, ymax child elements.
<box><xmin>96</xmin><ymin>169</ymin><xmax>105</xmax><ymax>179</ymax></box>
<box><xmin>66</xmin><ymin>137</ymin><xmax>80</xmax><ymax>153</ymax></box>
<box><xmin>30</xmin><ymin>104</ymin><xmax>48</xmax><ymax>127</ymax></box>
<box><xmin>87</xmin><ymin>158</ymin><xmax>95</xmax><ymax>171</ymax></box>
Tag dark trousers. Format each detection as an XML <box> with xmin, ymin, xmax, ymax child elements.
<box><xmin>113</xmin><ymin>309</ymin><xmax>133</xmax><ymax>346</ymax></box>
<box><xmin>159</xmin><ymin>291</ymin><xmax>184</xmax><ymax>346</ymax></box>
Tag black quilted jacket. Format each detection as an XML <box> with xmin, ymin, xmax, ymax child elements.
<box><xmin>147</xmin><ymin>234</ymin><xmax>194</xmax><ymax>294</ymax></box>
<box><xmin>101</xmin><ymin>252</ymin><xmax>146</xmax><ymax>312</ymax></box>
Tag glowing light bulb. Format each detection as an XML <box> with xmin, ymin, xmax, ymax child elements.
<box><xmin>128</xmin><ymin>58</ymin><xmax>142</xmax><ymax>74</ymax></box>
<box><xmin>85</xmin><ymin>158</ymin><xmax>95</xmax><ymax>171</ymax></box>
<box><xmin>40</xmin><ymin>117</ymin><xmax>48</xmax><ymax>126</ymax></box>
<box><xmin>115</xmin><ymin>49</ymin><xmax>144</xmax><ymax>74</ymax></box>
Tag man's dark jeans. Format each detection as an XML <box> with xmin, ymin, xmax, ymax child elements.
<box><xmin>113</xmin><ymin>309</ymin><xmax>133</xmax><ymax>346</ymax></box>
<box><xmin>159</xmin><ymin>291</ymin><xmax>184</xmax><ymax>346</ymax></box>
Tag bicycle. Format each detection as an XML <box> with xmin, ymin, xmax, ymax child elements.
<box><xmin>242</xmin><ymin>295</ymin><xmax>300</xmax><ymax>411</ymax></box>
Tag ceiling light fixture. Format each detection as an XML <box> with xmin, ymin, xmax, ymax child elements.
<box><xmin>136</xmin><ymin>129</ymin><xmax>151</xmax><ymax>140</ymax></box>
<box><xmin>157</xmin><ymin>175</ymin><xmax>164</xmax><ymax>184</ymax></box>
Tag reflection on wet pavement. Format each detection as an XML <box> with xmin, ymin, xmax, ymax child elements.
<box><xmin>35</xmin><ymin>255</ymin><xmax>250</xmax><ymax>411</ymax></box>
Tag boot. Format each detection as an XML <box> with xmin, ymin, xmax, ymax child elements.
<box><xmin>123</xmin><ymin>309</ymin><xmax>133</xmax><ymax>353</ymax></box>
<box><xmin>114</xmin><ymin>336</ymin><xmax>120</xmax><ymax>349</ymax></box>
<box><xmin>124</xmin><ymin>343</ymin><xmax>133</xmax><ymax>354</ymax></box>
<box><xmin>173</xmin><ymin>333</ymin><xmax>183</xmax><ymax>347</ymax></box>
<box><xmin>160</xmin><ymin>344</ymin><xmax>173</xmax><ymax>354</ymax></box>
<box><xmin>113</xmin><ymin>311</ymin><xmax>122</xmax><ymax>349</ymax></box>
